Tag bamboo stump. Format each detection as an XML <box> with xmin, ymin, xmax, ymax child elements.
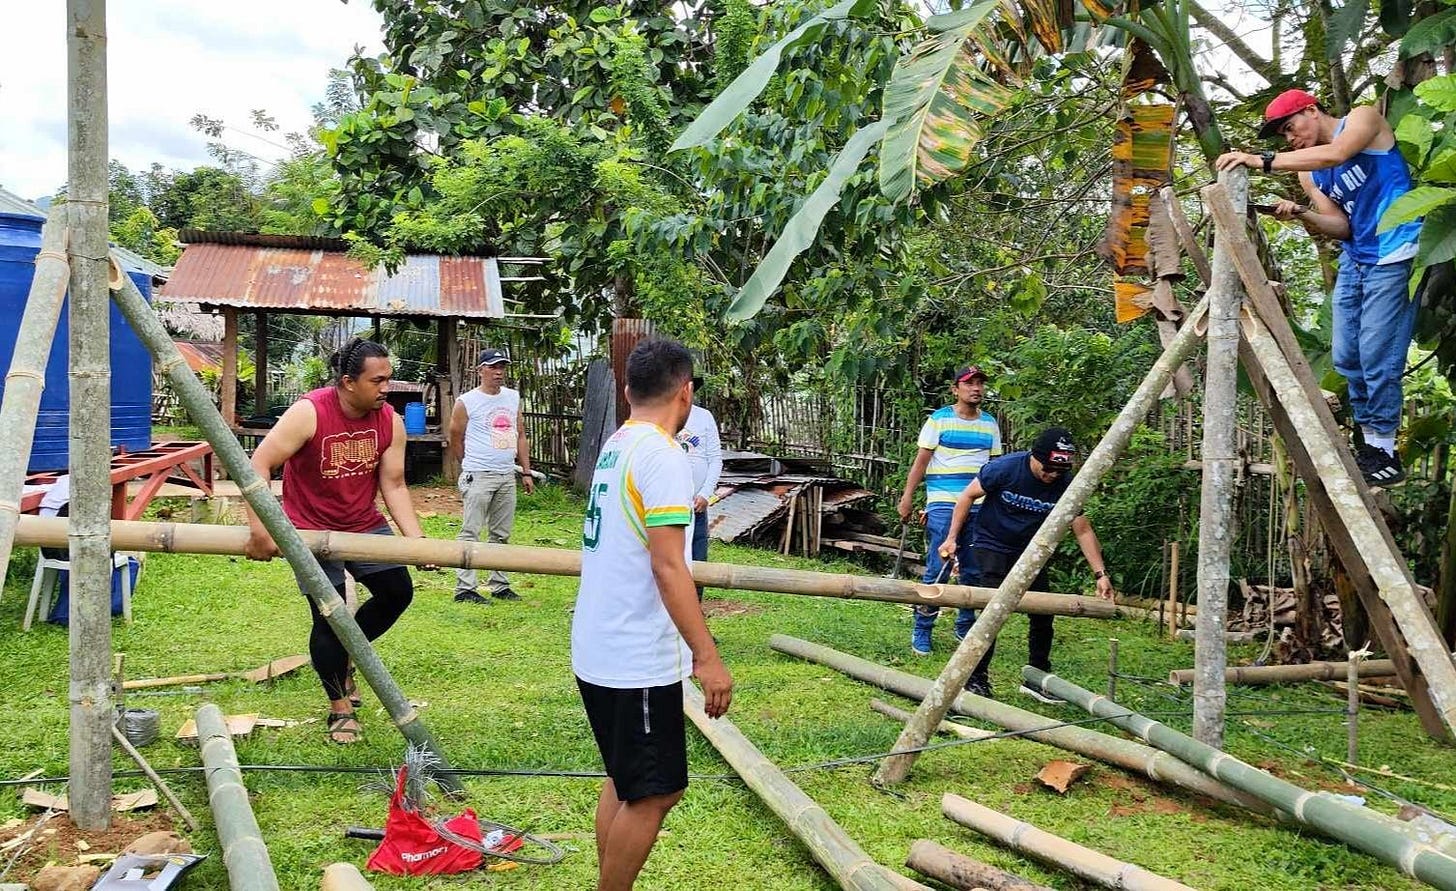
<box><xmin>905</xmin><ymin>839</ymin><xmax>1053</xmax><ymax>891</ymax></box>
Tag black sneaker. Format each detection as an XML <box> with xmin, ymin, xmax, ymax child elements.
<box><xmin>1019</xmin><ymin>682</ymin><xmax>1066</xmax><ymax>705</ymax></box>
<box><xmin>964</xmin><ymin>676</ymin><xmax>994</xmax><ymax>699</ymax></box>
<box><xmin>454</xmin><ymin>591</ymin><xmax>490</xmax><ymax>604</ymax></box>
<box><xmin>491</xmin><ymin>588</ymin><xmax>522</xmax><ymax>601</ymax></box>
<box><xmin>1358</xmin><ymin>444</ymin><xmax>1406</xmax><ymax>487</ymax></box>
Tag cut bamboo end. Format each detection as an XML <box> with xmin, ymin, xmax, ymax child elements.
<box><xmin>905</xmin><ymin>838</ymin><xmax>1054</xmax><ymax>890</ymax></box>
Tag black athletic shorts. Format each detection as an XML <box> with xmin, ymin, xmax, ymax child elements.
<box><xmin>576</xmin><ymin>677</ymin><xmax>688</xmax><ymax>802</ymax></box>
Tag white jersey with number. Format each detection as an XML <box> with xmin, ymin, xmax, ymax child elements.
<box><xmin>572</xmin><ymin>420</ymin><xmax>695</xmax><ymax>688</ymax></box>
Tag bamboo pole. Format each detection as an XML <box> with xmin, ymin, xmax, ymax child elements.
<box><xmin>196</xmin><ymin>704</ymin><xmax>281</xmax><ymax>891</ymax></box>
<box><xmin>1167</xmin><ymin>659</ymin><xmax>1395</xmax><ymax>686</ymax></box>
<box><xmin>106</xmin><ymin>273</ymin><xmax>462</xmax><ymax>794</ymax></box>
<box><xmin>869</xmin><ymin>699</ymin><xmax>996</xmax><ymax>740</ymax></box>
<box><xmin>941</xmin><ymin>794</ymin><xmax>1196</xmax><ymax>891</ymax></box>
<box><xmin>0</xmin><ymin>220</ymin><xmax>69</xmax><ymax>596</ymax></box>
<box><xmin>905</xmin><ymin>839</ymin><xmax>1054</xmax><ymax>891</ymax></box>
<box><xmin>681</xmin><ymin>683</ymin><xmax>929</xmax><ymax>891</ymax></box>
<box><xmin>11</xmin><ymin>515</ymin><xmax>1115</xmax><ymax>619</ymax></box>
<box><xmin>1165</xmin><ymin>541</ymin><xmax>1180</xmax><ymax>637</ymax></box>
<box><xmin>320</xmin><ymin>863</ymin><xmax>375</xmax><ymax>891</ymax></box>
<box><xmin>66</xmin><ymin>0</ymin><xmax>113</xmax><ymax>832</ymax></box>
<box><xmin>874</xmin><ymin>295</ymin><xmax>1211</xmax><ymax>786</ymax></box>
<box><xmin>770</xmin><ymin>635</ymin><xmax>1267</xmax><ymax>812</ymax></box>
<box><xmin>1023</xmin><ymin>667</ymin><xmax>1456</xmax><ymax>889</ymax></box>
<box><xmin>1347</xmin><ymin>652</ymin><xmax>1361</xmax><ymax>764</ymax></box>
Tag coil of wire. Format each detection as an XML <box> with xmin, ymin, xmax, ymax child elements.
<box><xmin>117</xmin><ymin>707</ymin><xmax>161</xmax><ymax>747</ymax></box>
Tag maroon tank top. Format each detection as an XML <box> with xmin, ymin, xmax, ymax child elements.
<box><xmin>282</xmin><ymin>387</ymin><xmax>395</xmax><ymax>532</ymax></box>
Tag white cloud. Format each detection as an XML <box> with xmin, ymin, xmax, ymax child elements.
<box><xmin>0</xmin><ymin>0</ymin><xmax>385</xmax><ymax>201</ymax></box>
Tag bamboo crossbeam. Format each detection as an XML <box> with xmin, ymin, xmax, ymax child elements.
<box><xmin>11</xmin><ymin>516</ymin><xmax>1114</xmax><ymax>618</ymax></box>
<box><xmin>770</xmin><ymin>636</ymin><xmax>1267</xmax><ymax>812</ymax></box>
<box><xmin>905</xmin><ymin>838</ymin><xmax>1053</xmax><ymax>891</ymax></box>
<box><xmin>942</xmin><ymin>794</ymin><xmax>1196</xmax><ymax>891</ymax></box>
<box><xmin>196</xmin><ymin>704</ymin><xmax>280</xmax><ymax>891</ymax></box>
<box><xmin>1167</xmin><ymin>660</ymin><xmax>1396</xmax><ymax>687</ymax></box>
<box><xmin>1025</xmin><ymin>668</ymin><xmax>1456</xmax><ymax>889</ymax></box>
<box><xmin>681</xmin><ymin>683</ymin><xmax>928</xmax><ymax>891</ymax></box>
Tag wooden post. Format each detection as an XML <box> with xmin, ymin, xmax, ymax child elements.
<box><xmin>221</xmin><ymin>308</ymin><xmax>237</xmax><ymax>427</ymax></box>
<box><xmin>1347</xmin><ymin>650</ymin><xmax>1362</xmax><ymax>765</ymax></box>
<box><xmin>573</xmin><ymin>358</ymin><xmax>615</xmax><ymax>491</ymax></box>
<box><xmin>1165</xmin><ymin>541</ymin><xmax>1180</xmax><ymax>637</ymax></box>
<box><xmin>253</xmin><ymin>312</ymin><xmax>268</xmax><ymax>417</ymax></box>
<box><xmin>905</xmin><ymin>839</ymin><xmax>1053</xmax><ymax>891</ymax></box>
<box><xmin>438</xmin><ymin>317</ymin><xmax>460</xmax><ymax>482</ymax></box>
<box><xmin>1440</xmin><ymin>476</ymin><xmax>1456</xmax><ymax>646</ymax></box>
<box><xmin>197</xmin><ymin>704</ymin><xmax>281</xmax><ymax>890</ymax></box>
<box><xmin>1107</xmin><ymin>638</ymin><xmax>1119</xmax><ymax>701</ymax></box>
<box><xmin>66</xmin><ymin>0</ymin><xmax>114</xmax><ymax>832</ymax></box>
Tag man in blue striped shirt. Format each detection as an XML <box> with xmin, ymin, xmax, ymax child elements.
<box><xmin>897</xmin><ymin>365</ymin><xmax>1003</xmax><ymax>659</ymax></box>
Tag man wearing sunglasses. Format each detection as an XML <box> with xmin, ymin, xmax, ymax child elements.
<box><xmin>937</xmin><ymin>427</ymin><xmax>1114</xmax><ymax>702</ymax></box>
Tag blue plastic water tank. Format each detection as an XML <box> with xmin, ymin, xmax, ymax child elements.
<box><xmin>403</xmin><ymin>401</ymin><xmax>427</xmax><ymax>435</ymax></box>
<box><xmin>0</xmin><ymin>211</ymin><xmax>154</xmax><ymax>473</ymax></box>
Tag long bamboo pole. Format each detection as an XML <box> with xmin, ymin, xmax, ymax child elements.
<box><xmin>874</xmin><ymin>296</ymin><xmax>1211</xmax><ymax>786</ymax></box>
<box><xmin>941</xmin><ymin>794</ymin><xmax>1197</xmax><ymax>891</ymax></box>
<box><xmin>66</xmin><ymin>0</ymin><xmax>113</xmax><ymax>832</ymax></box>
<box><xmin>905</xmin><ymin>839</ymin><xmax>1054</xmax><ymax>891</ymax></box>
<box><xmin>107</xmin><ymin>272</ymin><xmax>462</xmax><ymax>794</ymax></box>
<box><xmin>10</xmin><ymin>515</ymin><xmax>1113</xmax><ymax>618</ymax></box>
<box><xmin>1167</xmin><ymin>659</ymin><xmax>1395</xmax><ymax>686</ymax></box>
<box><xmin>681</xmin><ymin>683</ymin><xmax>929</xmax><ymax>891</ymax></box>
<box><xmin>769</xmin><ymin>635</ymin><xmax>1267</xmax><ymax>812</ymax></box>
<box><xmin>0</xmin><ymin>220</ymin><xmax>70</xmax><ymax>596</ymax></box>
<box><xmin>196</xmin><ymin>704</ymin><xmax>281</xmax><ymax>891</ymax></box>
<box><xmin>1023</xmin><ymin>667</ymin><xmax>1456</xmax><ymax>889</ymax></box>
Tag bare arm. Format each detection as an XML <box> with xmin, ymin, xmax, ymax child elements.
<box><xmin>447</xmin><ymin>400</ymin><xmax>467</xmax><ymax>463</ymax></box>
<box><xmin>242</xmin><ymin>400</ymin><xmax>317</xmax><ymax>560</ymax></box>
<box><xmin>649</xmin><ymin>525</ymin><xmax>732</xmax><ymax>717</ymax></box>
<box><xmin>938</xmin><ymin>478</ymin><xmax>987</xmax><ymax>559</ymax></box>
<box><xmin>1071</xmin><ymin>515</ymin><xmax>1114</xmax><ymax>599</ymax></box>
<box><xmin>1291</xmin><ymin>172</ymin><xmax>1352</xmax><ymax>240</ymax></box>
<box><xmin>1216</xmin><ymin>106</ymin><xmax>1388</xmax><ymax>173</ymax></box>
<box><xmin>516</xmin><ymin>409</ymin><xmax>535</xmax><ymax>494</ymax></box>
<box><xmin>898</xmin><ymin>448</ymin><xmax>935</xmax><ymax>522</ymax></box>
<box><xmin>379</xmin><ymin>413</ymin><xmax>425</xmax><ymax>539</ymax></box>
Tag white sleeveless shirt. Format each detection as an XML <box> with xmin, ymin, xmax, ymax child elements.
<box><xmin>458</xmin><ymin>386</ymin><xmax>520</xmax><ymax>473</ymax></box>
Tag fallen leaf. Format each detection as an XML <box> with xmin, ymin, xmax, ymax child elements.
<box><xmin>1036</xmin><ymin>760</ymin><xmax>1090</xmax><ymax>794</ymax></box>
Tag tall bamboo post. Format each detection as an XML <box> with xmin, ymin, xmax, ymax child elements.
<box><xmin>65</xmin><ymin>0</ymin><xmax>113</xmax><ymax>832</ymax></box>
<box><xmin>107</xmin><ymin>272</ymin><xmax>462</xmax><ymax>794</ymax></box>
<box><xmin>196</xmin><ymin>704</ymin><xmax>281</xmax><ymax>891</ymax></box>
<box><xmin>873</xmin><ymin>295</ymin><xmax>1211</xmax><ymax>786</ymax></box>
<box><xmin>682</xmin><ymin>683</ymin><xmax>929</xmax><ymax>891</ymax></box>
<box><xmin>0</xmin><ymin>220</ymin><xmax>69</xmax><ymax>594</ymax></box>
<box><xmin>1023</xmin><ymin>667</ymin><xmax>1456</xmax><ymax>889</ymax></box>
<box><xmin>1193</xmin><ymin>169</ymin><xmax>1247</xmax><ymax>748</ymax></box>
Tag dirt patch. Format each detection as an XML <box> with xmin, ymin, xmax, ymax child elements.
<box><xmin>1100</xmin><ymin>772</ymin><xmax>1194</xmax><ymax>818</ymax></box>
<box><xmin>0</xmin><ymin>811</ymin><xmax>178</xmax><ymax>883</ymax></box>
<box><xmin>702</xmin><ymin>599</ymin><xmax>763</xmax><ymax>619</ymax></box>
<box><xmin>411</xmin><ymin>486</ymin><xmax>461</xmax><ymax>517</ymax></box>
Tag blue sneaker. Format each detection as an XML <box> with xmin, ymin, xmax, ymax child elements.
<box><xmin>911</xmin><ymin>625</ymin><xmax>932</xmax><ymax>656</ymax></box>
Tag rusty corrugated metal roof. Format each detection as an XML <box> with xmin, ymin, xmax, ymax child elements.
<box><xmin>160</xmin><ymin>242</ymin><xmax>504</xmax><ymax>319</ymax></box>
<box><xmin>172</xmin><ymin>340</ymin><xmax>224</xmax><ymax>373</ymax></box>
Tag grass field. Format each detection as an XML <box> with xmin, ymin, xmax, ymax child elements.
<box><xmin>0</xmin><ymin>483</ymin><xmax>1453</xmax><ymax>889</ymax></box>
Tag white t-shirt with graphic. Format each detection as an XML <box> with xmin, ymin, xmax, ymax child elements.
<box><xmin>572</xmin><ymin>421</ymin><xmax>695</xmax><ymax>689</ymax></box>
<box><xmin>459</xmin><ymin>386</ymin><xmax>520</xmax><ymax>473</ymax></box>
<box><xmin>676</xmin><ymin>404</ymin><xmax>723</xmax><ymax>502</ymax></box>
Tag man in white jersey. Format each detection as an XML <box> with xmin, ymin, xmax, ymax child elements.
<box><xmin>677</xmin><ymin>371</ymin><xmax>722</xmax><ymax>600</ymax></box>
<box><xmin>572</xmin><ymin>339</ymin><xmax>733</xmax><ymax>891</ymax></box>
<box><xmin>449</xmin><ymin>348</ymin><xmax>534</xmax><ymax>604</ymax></box>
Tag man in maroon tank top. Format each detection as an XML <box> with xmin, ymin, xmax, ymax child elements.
<box><xmin>243</xmin><ymin>338</ymin><xmax>432</xmax><ymax>744</ymax></box>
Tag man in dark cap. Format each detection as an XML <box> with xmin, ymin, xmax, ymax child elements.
<box><xmin>937</xmin><ymin>427</ymin><xmax>1113</xmax><ymax>701</ymax></box>
<box><xmin>1216</xmin><ymin>89</ymin><xmax>1423</xmax><ymax>487</ymax></box>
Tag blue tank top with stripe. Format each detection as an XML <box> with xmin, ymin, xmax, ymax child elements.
<box><xmin>1310</xmin><ymin>117</ymin><xmax>1422</xmax><ymax>265</ymax></box>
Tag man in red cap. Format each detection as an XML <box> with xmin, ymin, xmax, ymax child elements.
<box><xmin>1216</xmin><ymin>89</ymin><xmax>1423</xmax><ymax>486</ymax></box>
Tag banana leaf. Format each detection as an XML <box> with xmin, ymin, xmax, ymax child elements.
<box><xmin>1103</xmin><ymin>102</ymin><xmax>1175</xmax><ymax>281</ymax></box>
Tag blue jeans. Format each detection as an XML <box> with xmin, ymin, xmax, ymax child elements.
<box><xmin>692</xmin><ymin>508</ymin><xmax>709</xmax><ymax>599</ymax></box>
<box><xmin>914</xmin><ymin>506</ymin><xmax>979</xmax><ymax>639</ymax></box>
<box><xmin>1331</xmin><ymin>257</ymin><xmax>1417</xmax><ymax>436</ymax></box>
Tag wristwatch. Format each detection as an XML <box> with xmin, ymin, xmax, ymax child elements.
<box><xmin>1093</xmin><ymin>570</ymin><xmax>1107</xmax><ymax>579</ymax></box>
<box><xmin>1260</xmin><ymin>151</ymin><xmax>1275</xmax><ymax>174</ymax></box>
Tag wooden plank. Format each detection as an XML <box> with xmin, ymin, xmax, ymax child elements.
<box><xmin>221</xmin><ymin>308</ymin><xmax>237</xmax><ymax>428</ymax></box>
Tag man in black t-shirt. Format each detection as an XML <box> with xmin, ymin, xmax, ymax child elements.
<box><xmin>937</xmin><ymin>427</ymin><xmax>1114</xmax><ymax>702</ymax></box>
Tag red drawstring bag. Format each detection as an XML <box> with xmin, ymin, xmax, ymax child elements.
<box><xmin>366</xmin><ymin>766</ymin><xmax>484</xmax><ymax>875</ymax></box>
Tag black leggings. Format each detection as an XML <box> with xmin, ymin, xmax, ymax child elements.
<box><xmin>971</xmin><ymin>547</ymin><xmax>1054</xmax><ymax>681</ymax></box>
<box><xmin>306</xmin><ymin>567</ymin><xmax>414</xmax><ymax>703</ymax></box>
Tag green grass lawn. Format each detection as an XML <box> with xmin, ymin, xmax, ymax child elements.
<box><xmin>1</xmin><ymin>485</ymin><xmax>1453</xmax><ymax>889</ymax></box>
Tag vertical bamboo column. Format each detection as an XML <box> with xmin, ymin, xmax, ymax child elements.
<box><xmin>197</xmin><ymin>705</ymin><xmax>281</xmax><ymax>891</ymax></box>
<box><xmin>108</xmin><ymin>271</ymin><xmax>463</xmax><ymax>793</ymax></box>
<box><xmin>873</xmin><ymin>295</ymin><xmax>1210</xmax><ymax>786</ymax></box>
<box><xmin>1193</xmin><ymin>168</ymin><xmax>1247</xmax><ymax>748</ymax></box>
<box><xmin>65</xmin><ymin>0</ymin><xmax>113</xmax><ymax>832</ymax></box>
<box><xmin>0</xmin><ymin>220</ymin><xmax>70</xmax><ymax>594</ymax></box>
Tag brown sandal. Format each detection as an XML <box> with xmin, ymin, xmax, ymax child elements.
<box><xmin>326</xmin><ymin>711</ymin><xmax>361</xmax><ymax>745</ymax></box>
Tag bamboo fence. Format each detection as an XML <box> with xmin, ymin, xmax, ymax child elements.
<box><xmin>197</xmin><ymin>704</ymin><xmax>281</xmax><ymax>891</ymax></box>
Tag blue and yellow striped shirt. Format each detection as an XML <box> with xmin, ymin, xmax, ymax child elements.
<box><xmin>917</xmin><ymin>407</ymin><xmax>1003</xmax><ymax>508</ymax></box>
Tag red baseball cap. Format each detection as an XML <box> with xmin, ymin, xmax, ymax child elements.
<box><xmin>954</xmin><ymin>365</ymin><xmax>987</xmax><ymax>383</ymax></box>
<box><xmin>1259</xmin><ymin>89</ymin><xmax>1320</xmax><ymax>138</ymax></box>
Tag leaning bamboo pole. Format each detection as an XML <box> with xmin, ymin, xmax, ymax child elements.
<box><xmin>11</xmin><ymin>515</ymin><xmax>1112</xmax><ymax>619</ymax></box>
<box><xmin>196</xmin><ymin>704</ymin><xmax>281</xmax><ymax>891</ymax></box>
<box><xmin>107</xmin><ymin>272</ymin><xmax>461</xmax><ymax>794</ymax></box>
<box><xmin>681</xmin><ymin>683</ymin><xmax>929</xmax><ymax>891</ymax></box>
<box><xmin>1167</xmin><ymin>659</ymin><xmax>1396</xmax><ymax>686</ymax></box>
<box><xmin>874</xmin><ymin>295</ymin><xmax>1211</xmax><ymax>786</ymax></box>
<box><xmin>1023</xmin><ymin>667</ymin><xmax>1456</xmax><ymax>889</ymax></box>
<box><xmin>941</xmin><ymin>794</ymin><xmax>1197</xmax><ymax>891</ymax></box>
<box><xmin>0</xmin><ymin>220</ymin><xmax>69</xmax><ymax>595</ymax></box>
<box><xmin>66</xmin><ymin>0</ymin><xmax>114</xmax><ymax>832</ymax></box>
<box><xmin>905</xmin><ymin>839</ymin><xmax>1054</xmax><ymax>891</ymax></box>
<box><xmin>769</xmin><ymin>635</ymin><xmax>1267</xmax><ymax>812</ymax></box>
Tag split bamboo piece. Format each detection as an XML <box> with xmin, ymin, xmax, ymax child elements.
<box><xmin>904</xmin><ymin>838</ymin><xmax>1053</xmax><ymax>891</ymax></box>
<box><xmin>941</xmin><ymin>794</ymin><xmax>1196</xmax><ymax>891</ymax></box>
<box><xmin>869</xmin><ymin>699</ymin><xmax>996</xmax><ymax>740</ymax></box>
<box><xmin>196</xmin><ymin>704</ymin><xmax>280</xmax><ymax>891</ymax></box>
<box><xmin>1024</xmin><ymin>667</ymin><xmax>1456</xmax><ymax>889</ymax></box>
<box><xmin>1167</xmin><ymin>659</ymin><xmax>1395</xmax><ymax>686</ymax></box>
<box><xmin>769</xmin><ymin>636</ymin><xmax>1267</xmax><ymax>813</ymax></box>
<box><xmin>681</xmin><ymin>683</ymin><xmax>929</xmax><ymax>891</ymax></box>
<box><xmin>11</xmin><ymin>515</ymin><xmax>1114</xmax><ymax>618</ymax></box>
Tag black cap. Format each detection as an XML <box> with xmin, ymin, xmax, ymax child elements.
<box><xmin>1031</xmin><ymin>427</ymin><xmax>1078</xmax><ymax>470</ymax></box>
<box><xmin>953</xmin><ymin>364</ymin><xmax>987</xmax><ymax>383</ymax></box>
<box><xmin>477</xmin><ymin>348</ymin><xmax>510</xmax><ymax>367</ymax></box>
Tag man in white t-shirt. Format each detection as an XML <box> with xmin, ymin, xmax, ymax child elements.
<box><xmin>676</xmin><ymin>374</ymin><xmax>722</xmax><ymax>600</ymax></box>
<box><xmin>572</xmin><ymin>339</ymin><xmax>732</xmax><ymax>891</ymax></box>
<box><xmin>449</xmin><ymin>348</ymin><xmax>534</xmax><ymax>604</ymax></box>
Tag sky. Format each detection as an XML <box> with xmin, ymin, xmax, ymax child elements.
<box><xmin>0</xmin><ymin>1</ymin><xmax>386</xmax><ymax>202</ymax></box>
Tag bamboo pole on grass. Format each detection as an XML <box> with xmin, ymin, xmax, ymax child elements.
<box><xmin>0</xmin><ymin>219</ymin><xmax>68</xmax><ymax>595</ymax></box>
<box><xmin>196</xmin><ymin>704</ymin><xmax>281</xmax><ymax>891</ymax></box>
<box><xmin>905</xmin><ymin>839</ymin><xmax>1054</xmax><ymax>891</ymax></box>
<box><xmin>681</xmin><ymin>683</ymin><xmax>929</xmax><ymax>891</ymax></box>
<box><xmin>65</xmin><ymin>0</ymin><xmax>114</xmax><ymax>832</ymax></box>
<box><xmin>874</xmin><ymin>295</ymin><xmax>1211</xmax><ymax>786</ymax></box>
<box><xmin>1023</xmin><ymin>667</ymin><xmax>1456</xmax><ymax>889</ymax></box>
<box><xmin>941</xmin><ymin>794</ymin><xmax>1197</xmax><ymax>891</ymax></box>
<box><xmin>1167</xmin><ymin>659</ymin><xmax>1395</xmax><ymax>686</ymax></box>
<box><xmin>770</xmin><ymin>635</ymin><xmax>1267</xmax><ymax>812</ymax></box>
<box><xmin>107</xmin><ymin>272</ymin><xmax>462</xmax><ymax>794</ymax></box>
<box><xmin>869</xmin><ymin>699</ymin><xmax>996</xmax><ymax>740</ymax></box>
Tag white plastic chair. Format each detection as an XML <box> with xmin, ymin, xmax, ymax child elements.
<box><xmin>23</xmin><ymin>551</ymin><xmax>135</xmax><ymax>631</ymax></box>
